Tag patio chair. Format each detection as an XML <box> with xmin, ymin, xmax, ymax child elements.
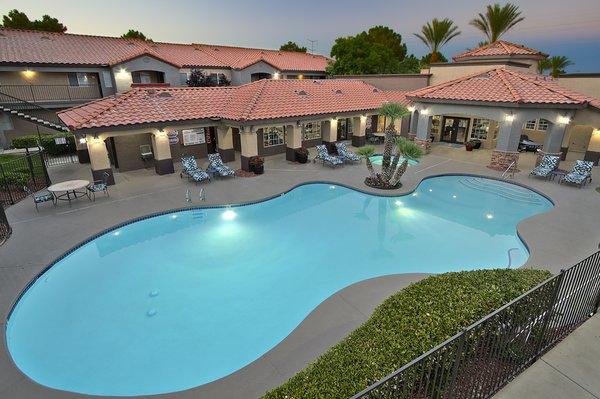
<box><xmin>140</xmin><ymin>144</ymin><xmax>153</xmax><ymax>161</ymax></box>
<box><xmin>180</xmin><ymin>156</ymin><xmax>210</xmax><ymax>183</ymax></box>
<box><xmin>561</xmin><ymin>160</ymin><xmax>594</xmax><ymax>188</ymax></box>
<box><xmin>529</xmin><ymin>155</ymin><xmax>560</xmax><ymax>180</ymax></box>
<box><xmin>207</xmin><ymin>153</ymin><xmax>235</xmax><ymax>178</ymax></box>
<box><xmin>313</xmin><ymin>144</ymin><xmax>343</xmax><ymax>167</ymax></box>
<box><xmin>87</xmin><ymin>172</ymin><xmax>110</xmax><ymax>201</ymax></box>
<box><xmin>335</xmin><ymin>142</ymin><xmax>361</xmax><ymax>163</ymax></box>
<box><xmin>23</xmin><ymin>186</ymin><xmax>55</xmax><ymax>211</ymax></box>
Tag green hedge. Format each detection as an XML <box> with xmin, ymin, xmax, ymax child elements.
<box><xmin>12</xmin><ymin>133</ymin><xmax>75</xmax><ymax>156</ymax></box>
<box><xmin>263</xmin><ymin>269</ymin><xmax>551</xmax><ymax>399</ymax></box>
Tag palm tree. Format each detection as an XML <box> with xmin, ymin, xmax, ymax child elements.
<box><xmin>539</xmin><ymin>56</ymin><xmax>573</xmax><ymax>78</ymax></box>
<box><xmin>414</xmin><ymin>18</ymin><xmax>461</xmax><ymax>64</ymax></box>
<box><xmin>470</xmin><ymin>3</ymin><xmax>524</xmax><ymax>44</ymax></box>
<box><xmin>360</xmin><ymin>103</ymin><xmax>423</xmax><ymax>189</ymax></box>
<box><xmin>356</xmin><ymin>146</ymin><xmax>376</xmax><ymax>176</ymax></box>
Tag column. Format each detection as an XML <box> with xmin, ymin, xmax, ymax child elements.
<box><xmin>151</xmin><ymin>131</ymin><xmax>174</xmax><ymax>175</ymax></box>
<box><xmin>285</xmin><ymin>124</ymin><xmax>302</xmax><ymax>161</ymax></box>
<box><xmin>415</xmin><ymin>113</ymin><xmax>432</xmax><ymax>153</ymax></box>
<box><xmin>585</xmin><ymin>128</ymin><xmax>600</xmax><ymax>166</ymax></box>
<box><xmin>537</xmin><ymin>122</ymin><xmax>567</xmax><ymax>165</ymax></box>
<box><xmin>321</xmin><ymin>119</ymin><xmax>337</xmax><ymax>152</ymax></box>
<box><xmin>488</xmin><ymin>112</ymin><xmax>522</xmax><ymax>171</ymax></box>
<box><xmin>75</xmin><ymin>135</ymin><xmax>90</xmax><ymax>164</ymax></box>
<box><xmin>87</xmin><ymin>135</ymin><xmax>115</xmax><ymax>185</ymax></box>
<box><xmin>240</xmin><ymin>127</ymin><xmax>258</xmax><ymax>172</ymax></box>
<box><xmin>351</xmin><ymin>116</ymin><xmax>366</xmax><ymax>147</ymax></box>
<box><xmin>409</xmin><ymin>111</ymin><xmax>419</xmax><ymax>140</ymax></box>
<box><xmin>216</xmin><ymin>126</ymin><xmax>235</xmax><ymax>162</ymax></box>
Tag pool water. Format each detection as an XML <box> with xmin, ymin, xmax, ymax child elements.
<box><xmin>6</xmin><ymin>176</ymin><xmax>553</xmax><ymax>396</ymax></box>
<box><xmin>369</xmin><ymin>154</ymin><xmax>419</xmax><ymax>166</ymax></box>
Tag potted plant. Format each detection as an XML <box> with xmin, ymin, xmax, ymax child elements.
<box><xmin>249</xmin><ymin>156</ymin><xmax>264</xmax><ymax>174</ymax></box>
<box><xmin>295</xmin><ymin>147</ymin><xmax>309</xmax><ymax>164</ymax></box>
<box><xmin>469</xmin><ymin>139</ymin><xmax>482</xmax><ymax>149</ymax></box>
<box><xmin>465</xmin><ymin>141</ymin><xmax>474</xmax><ymax>151</ymax></box>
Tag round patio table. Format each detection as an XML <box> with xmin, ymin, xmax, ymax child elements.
<box><xmin>47</xmin><ymin>179</ymin><xmax>90</xmax><ymax>205</ymax></box>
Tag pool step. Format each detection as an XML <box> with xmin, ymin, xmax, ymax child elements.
<box><xmin>459</xmin><ymin>178</ymin><xmax>543</xmax><ymax>205</ymax></box>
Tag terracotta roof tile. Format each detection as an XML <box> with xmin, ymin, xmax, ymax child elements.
<box><xmin>0</xmin><ymin>28</ymin><xmax>329</xmax><ymax>71</ymax></box>
<box><xmin>453</xmin><ymin>40</ymin><xmax>547</xmax><ymax>61</ymax></box>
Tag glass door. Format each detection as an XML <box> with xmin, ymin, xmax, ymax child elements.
<box><xmin>441</xmin><ymin>117</ymin><xmax>470</xmax><ymax>143</ymax></box>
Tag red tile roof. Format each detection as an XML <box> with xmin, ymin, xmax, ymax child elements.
<box><xmin>453</xmin><ymin>40</ymin><xmax>547</xmax><ymax>62</ymax></box>
<box><xmin>0</xmin><ymin>28</ymin><xmax>329</xmax><ymax>72</ymax></box>
<box><xmin>57</xmin><ymin>79</ymin><xmax>408</xmax><ymax>130</ymax></box>
<box><xmin>406</xmin><ymin>68</ymin><xmax>595</xmax><ymax>107</ymax></box>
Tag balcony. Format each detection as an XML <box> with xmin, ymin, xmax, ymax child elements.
<box><xmin>0</xmin><ymin>84</ymin><xmax>102</xmax><ymax>106</ymax></box>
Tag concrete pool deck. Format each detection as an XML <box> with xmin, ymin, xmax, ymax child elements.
<box><xmin>1</xmin><ymin>143</ymin><xmax>599</xmax><ymax>398</ymax></box>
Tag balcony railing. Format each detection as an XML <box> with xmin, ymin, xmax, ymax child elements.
<box><xmin>0</xmin><ymin>84</ymin><xmax>102</xmax><ymax>104</ymax></box>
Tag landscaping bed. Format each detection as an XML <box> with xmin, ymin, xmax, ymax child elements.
<box><xmin>262</xmin><ymin>268</ymin><xmax>551</xmax><ymax>399</ymax></box>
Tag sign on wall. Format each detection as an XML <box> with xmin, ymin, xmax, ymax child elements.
<box><xmin>167</xmin><ymin>130</ymin><xmax>179</xmax><ymax>145</ymax></box>
<box><xmin>181</xmin><ymin>128</ymin><xmax>206</xmax><ymax>146</ymax></box>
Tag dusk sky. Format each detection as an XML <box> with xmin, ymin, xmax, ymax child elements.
<box><xmin>3</xmin><ymin>0</ymin><xmax>600</xmax><ymax>72</ymax></box>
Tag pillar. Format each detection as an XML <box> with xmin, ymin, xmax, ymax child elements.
<box><xmin>415</xmin><ymin>113</ymin><xmax>432</xmax><ymax>153</ymax></box>
<box><xmin>321</xmin><ymin>119</ymin><xmax>337</xmax><ymax>152</ymax></box>
<box><xmin>151</xmin><ymin>131</ymin><xmax>174</xmax><ymax>175</ymax></box>
<box><xmin>585</xmin><ymin>128</ymin><xmax>600</xmax><ymax>166</ymax></box>
<box><xmin>408</xmin><ymin>111</ymin><xmax>419</xmax><ymax>140</ymax></box>
<box><xmin>75</xmin><ymin>135</ymin><xmax>90</xmax><ymax>164</ymax></box>
<box><xmin>285</xmin><ymin>124</ymin><xmax>302</xmax><ymax>161</ymax></box>
<box><xmin>87</xmin><ymin>136</ymin><xmax>115</xmax><ymax>185</ymax></box>
<box><xmin>537</xmin><ymin>122</ymin><xmax>568</xmax><ymax>165</ymax></box>
<box><xmin>240</xmin><ymin>127</ymin><xmax>258</xmax><ymax>172</ymax></box>
<box><xmin>488</xmin><ymin>113</ymin><xmax>522</xmax><ymax>171</ymax></box>
<box><xmin>216</xmin><ymin>126</ymin><xmax>235</xmax><ymax>162</ymax></box>
<box><xmin>351</xmin><ymin>116</ymin><xmax>366</xmax><ymax>147</ymax></box>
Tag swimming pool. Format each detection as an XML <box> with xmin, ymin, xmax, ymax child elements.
<box><xmin>6</xmin><ymin>176</ymin><xmax>553</xmax><ymax>396</ymax></box>
<box><xmin>369</xmin><ymin>154</ymin><xmax>419</xmax><ymax>166</ymax></box>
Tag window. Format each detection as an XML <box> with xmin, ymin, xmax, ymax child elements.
<box><xmin>303</xmin><ymin>121</ymin><xmax>321</xmax><ymax>140</ymax></box>
<box><xmin>68</xmin><ymin>73</ymin><xmax>93</xmax><ymax>87</ymax></box>
<box><xmin>471</xmin><ymin>118</ymin><xmax>490</xmax><ymax>140</ymax></box>
<box><xmin>263</xmin><ymin>126</ymin><xmax>285</xmax><ymax>147</ymax></box>
<box><xmin>525</xmin><ymin>120</ymin><xmax>537</xmax><ymax>130</ymax></box>
<box><xmin>102</xmin><ymin>71</ymin><xmax>113</xmax><ymax>88</ymax></box>
<box><xmin>537</xmin><ymin>119</ymin><xmax>549</xmax><ymax>131</ymax></box>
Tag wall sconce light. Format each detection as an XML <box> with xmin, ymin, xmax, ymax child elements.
<box><xmin>273</xmin><ymin>72</ymin><xmax>280</xmax><ymax>80</ymax></box>
<box><xmin>504</xmin><ymin>113</ymin><xmax>515</xmax><ymax>122</ymax></box>
<box><xmin>593</xmin><ymin>129</ymin><xmax>600</xmax><ymax>136</ymax></box>
<box><xmin>22</xmin><ymin>69</ymin><xmax>36</xmax><ymax>79</ymax></box>
<box><xmin>421</xmin><ymin>108</ymin><xmax>430</xmax><ymax>115</ymax></box>
<box><xmin>298</xmin><ymin>74</ymin><xmax>304</xmax><ymax>80</ymax></box>
<box><xmin>116</xmin><ymin>67</ymin><xmax>129</xmax><ymax>79</ymax></box>
<box><xmin>78</xmin><ymin>136</ymin><xmax>87</xmax><ymax>144</ymax></box>
<box><xmin>557</xmin><ymin>114</ymin><xmax>571</xmax><ymax>125</ymax></box>
<box><xmin>407</xmin><ymin>106</ymin><xmax>416</xmax><ymax>112</ymax></box>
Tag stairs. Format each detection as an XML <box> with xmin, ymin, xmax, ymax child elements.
<box><xmin>459</xmin><ymin>177</ymin><xmax>543</xmax><ymax>205</ymax></box>
<box><xmin>0</xmin><ymin>89</ymin><xmax>69</xmax><ymax>133</ymax></box>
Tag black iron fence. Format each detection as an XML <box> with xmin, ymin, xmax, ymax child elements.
<box><xmin>351</xmin><ymin>251</ymin><xmax>600</xmax><ymax>399</ymax></box>
<box><xmin>0</xmin><ymin>150</ymin><xmax>51</xmax><ymax>207</ymax></box>
<box><xmin>0</xmin><ymin>84</ymin><xmax>101</xmax><ymax>103</ymax></box>
<box><xmin>0</xmin><ymin>203</ymin><xmax>10</xmax><ymax>244</ymax></box>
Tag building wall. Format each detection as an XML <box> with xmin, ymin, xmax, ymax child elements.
<box><xmin>558</xmin><ymin>75</ymin><xmax>600</xmax><ymax>99</ymax></box>
<box><xmin>113</xmin><ymin>133</ymin><xmax>153</xmax><ymax>172</ymax></box>
<box><xmin>428</xmin><ymin>62</ymin><xmax>531</xmax><ymax>86</ymax></box>
<box><xmin>332</xmin><ymin>74</ymin><xmax>430</xmax><ymax>91</ymax></box>
<box><xmin>231</xmin><ymin>61</ymin><xmax>279</xmax><ymax>85</ymax></box>
<box><xmin>112</xmin><ymin>56</ymin><xmax>182</xmax><ymax>92</ymax></box>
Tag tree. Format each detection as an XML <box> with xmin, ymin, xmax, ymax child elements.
<box><xmin>327</xmin><ymin>26</ymin><xmax>410</xmax><ymax>75</ymax></box>
<box><xmin>470</xmin><ymin>3</ymin><xmax>524</xmax><ymax>44</ymax></box>
<box><xmin>414</xmin><ymin>18</ymin><xmax>460</xmax><ymax>64</ymax></box>
<box><xmin>121</xmin><ymin>29</ymin><xmax>151</xmax><ymax>41</ymax></box>
<box><xmin>358</xmin><ymin>103</ymin><xmax>423</xmax><ymax>189</ymax></box>
<box><xmin>186</xmin><ymin>69</ymin><xmax>230</xmax><ymax>87</ymax></box>
<box><xmin>279</xmin><ymin>41</ymin><xmax>307</xmax><ymax>52</ymax></box>
<box><xmin>421</xmin><ymin>52</ymin><xmax>448</xmax><ymax>65</ymax></box>
<box><xmin>538</xmin><ymin>56</ymin><xmax>573</xmax><ymax>78</ymax></box>
<box><xmin>1</xmin><ymin>9</ymin><xmax>67</xmax><ymax>32</ymax></box>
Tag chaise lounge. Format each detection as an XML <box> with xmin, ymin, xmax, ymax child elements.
<box><xmin>529</xmin><ymin>154</ymin><xmax>560</xmax><ymax>180</ymax></box>
<box><xmin>561</xmin><ymin>160</ymin><xmax>594</xmax><ymax>188</ymax></box>
<box><xmin>335</xmin><ymin>142</ymin><xmax>361</xmax><ymax>164</ymax></box>
<box><xmin>180</xmin><ymin>156</ymin><xmax>211</xmax><ymax>183</ymax></box>
<box><xmin>314</xmin><ymin>144</ymin><xmax>343</xmax><ymax>167</ymax></box>
<box><xmin>207</xmin><ymin>153</ymin><xmax>235</xmax><ymax>178</ymax></box>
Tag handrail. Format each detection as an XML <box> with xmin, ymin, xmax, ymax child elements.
<box><xmin>0</xmin><ymin>88</ymin><xmax>68</xmax><ymax>130</ymax></box>
<box><xmin>0</xmin><ymin>83</ymin><xmax>101</xmax><ymax>103</ymax></box>
<box><xmin>501</xmin><ymin>160</ymin><xmax>517</xmax><ymax>178</ymax></box>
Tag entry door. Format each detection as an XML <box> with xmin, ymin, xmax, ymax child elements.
<box><xmin>206</xmin><ymin>127</ymin><xmax>218</xmax><ymax>154</ymax></box>
<box><xmin>337</xmin><ymin>118</ymin><xmax>353</xmax><ymax>140</ymax></box>
<box><xmin>441</xmin><ymin>117</ymin><xmax>470</xmax><ymax>143</ymax></box>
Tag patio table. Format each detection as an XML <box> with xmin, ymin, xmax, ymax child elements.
<box><xmin>47</xmin><ymin>179</ymin><xmax>90</xmax><ymax>205</ymax></box>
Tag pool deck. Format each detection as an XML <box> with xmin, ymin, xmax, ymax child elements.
<box><xmin>1</xmin><ymin>143</ymin><xmax>599</xmax><ymax>399</ymax></box>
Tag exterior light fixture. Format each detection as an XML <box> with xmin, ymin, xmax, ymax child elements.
<box><xmin>557</xmin><ymin>114</ymin><xmax>571</xmax><ymax>125</ymax></box>
<box><xmin>504</xmin><ymin>113</ymin><xmax>515</xmax><ymax>122</ymax></box>
<box><xmin>22</xmin><ymin>69</ymin><xmax>36</xmax><ymax>79</ymax></box>
<box><xmin>273</xmin><ymin>72</ymin><xmax>280</xmax><ymax>79</ymax></box>
<box><xmin>298</xmin><ymin>74</ymin><xmax>304</xmax><ymax>80</ymax></box>
<box><xmin>116</xmin><ymin>67</ymin><xmax>129</xmax><ymax>79</ymax></box>
<box><xmin>593</xmin><ymin>129</ymin><xmax>600</xmax><ymax>136</ymax></box>
<box><xmin>78</xmin><ymin>137</ymin><xmax>87</xmax><ymax>144</ymax></box>
<box><xmin>407</xmin><ymin>106</ymin><xmax>416</xmax><ymax>112</ymax></box>
<box><xmin>421</xmin><ymin>108</ymin><xmax>430</xmax><ymax>115</ymax></box>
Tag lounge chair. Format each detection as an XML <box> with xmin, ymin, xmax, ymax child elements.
<box><xmin>207</xmin><ymin>153</ymin><xmax>235</xmax><ymax>178</ymax></box>
<box><xmin>314</xmin><ymin>144</ymin><xmax>343</xmax><ymax>167</ymax></box>
<box><xmin>23</xmin><ymin>186</ymin><xmax>55</xmax><ymax>211</ymax></box>
<box><xmin>180</xmin><ymin>156</ymin><xmax>210</xmax><ymax>183</ymax></box>
<box><xmin>529</xmin><ymin>155</ymin><xmax>560</xmax><ymax>180</ymax></box>
<box><xmin>561</xmin><ymin>160</ymin><xmax>593</xmax><ymax>188</ymax></box>
<box><xmin>87</xmin><ymin>171</ymin><xmax>110</xmax><ymax>201</ymax></box>
<box><xmin>335</xmin><ymin>142</ymin><xmax>361</xmax><ymax>163</ymax></box>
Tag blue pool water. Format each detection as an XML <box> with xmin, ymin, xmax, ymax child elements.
<box><xmin>6</xmin><ymin>176</ymin><xmax>553</xmax><ymax>396</ymax></box>
<box><xmin>370</xmin><ymin>154</ymin><xmax>419</xmax><ymax>166</ymax></box>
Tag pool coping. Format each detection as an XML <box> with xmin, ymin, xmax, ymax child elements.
<box><xmin>3</xmin><ymin>173</ymin><xmax>556</xmax><ymax>398</ymax></box>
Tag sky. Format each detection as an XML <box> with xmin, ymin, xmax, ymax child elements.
<box><xmin>2</xmin><ymin>0</ymin><xmax>600</xmax><ymax>72</ymax></box>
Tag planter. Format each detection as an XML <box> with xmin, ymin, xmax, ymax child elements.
<box><xmin>295</xmin><ymin>152</ymin><xmax>308</xmax><ymax>164</ymax></box>
<box><xmin>465</xmin><ymin>145</ymin><xmax>474</xmax><ymax>152</ymax></box>
<box><xmin>251</xmin><ymin>164</ymin><xmax>264</xmax><ymax>175</ymax></box>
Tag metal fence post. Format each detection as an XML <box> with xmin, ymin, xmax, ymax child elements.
<box><xmin>25</xmin><ymin>149</ymin><xmax>37</xmax><ymax>186</ymax></box>
<box><xmin>534</xmin><ymin>269</ymin><xmax>565</xmax><ymax>360</ymax></box>
<box><xmin>446</xmin><ymin>328</ymin><xmax>468</xmax><ymax>399</ymax></box>
<box><xmin>0</xmin><ymin>163</ymin><xmax>14</xmax><ymax>205</ymax></box>
<box><xmin>40</xmin><ymin>151</ymin><xmax>51</xmax><ymax>187</ymax></box>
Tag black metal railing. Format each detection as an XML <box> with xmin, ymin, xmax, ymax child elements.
<box><xmin>351</xmin><ymin>251</ymin><xmax>600</xmax><ymax>399</ymax></box>
<box><xmin>0</xmin><ymin>202</ymin><xmax>10</xmax><ymax>244</ymax></box>
<box><xmin>0</xmin><ymin>150</ymin><xmax>51</xmax><ymax>207</ymax></box>
<box><xmin>0</xmin><ymin>89</ymin><xmax>68</xmax><ymax>129</ymax></box>
<box><xmin>0</xmin><ymin>84</ymin><xmax>101</xmax><ymax>103</ymax></box>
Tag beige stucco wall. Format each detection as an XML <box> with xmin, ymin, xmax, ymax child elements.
<box><xmin>0</xmin><ymin>71</ymin><xmax>70</xmax><ymax>85</ymax></box>
<box><xmin>558</xmin><ymin>76</ymin><xmax>600</xmax><ymax>99</ymax></box>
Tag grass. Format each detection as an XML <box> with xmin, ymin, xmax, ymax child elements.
<box><xmin>263</xmin><ymin>268</ymin><xmax>551</xmax><ymax>399</ymax></box>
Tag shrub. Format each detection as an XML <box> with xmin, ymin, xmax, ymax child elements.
<box><xmin>0</xmin><ymin>171</ymin><xmax>30</xmax><ymax>187</ymax></box>
<box><xmin>263</xmin><ymin>268</ymin><xmax>551</xmax><ymax>399</ymax></box>
<box><xmin>12</xmin><ymin>133</ymin><xmax>75</xmax><ymax>155</ymax></box>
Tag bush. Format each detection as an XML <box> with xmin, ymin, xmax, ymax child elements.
<box><xmin>12</xmin><ymin>133</ymin><xmax>75</xmax><ymax>155</ymax></box>
<box><xmin>263</xmin><ymin>268</ymin><xmax>551</xmax><ymax>399</ymax></box>
<box><xmin>0</xmin><ymin>171</ymin><xmax>30</xmax><ymax>187</ymax></box>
